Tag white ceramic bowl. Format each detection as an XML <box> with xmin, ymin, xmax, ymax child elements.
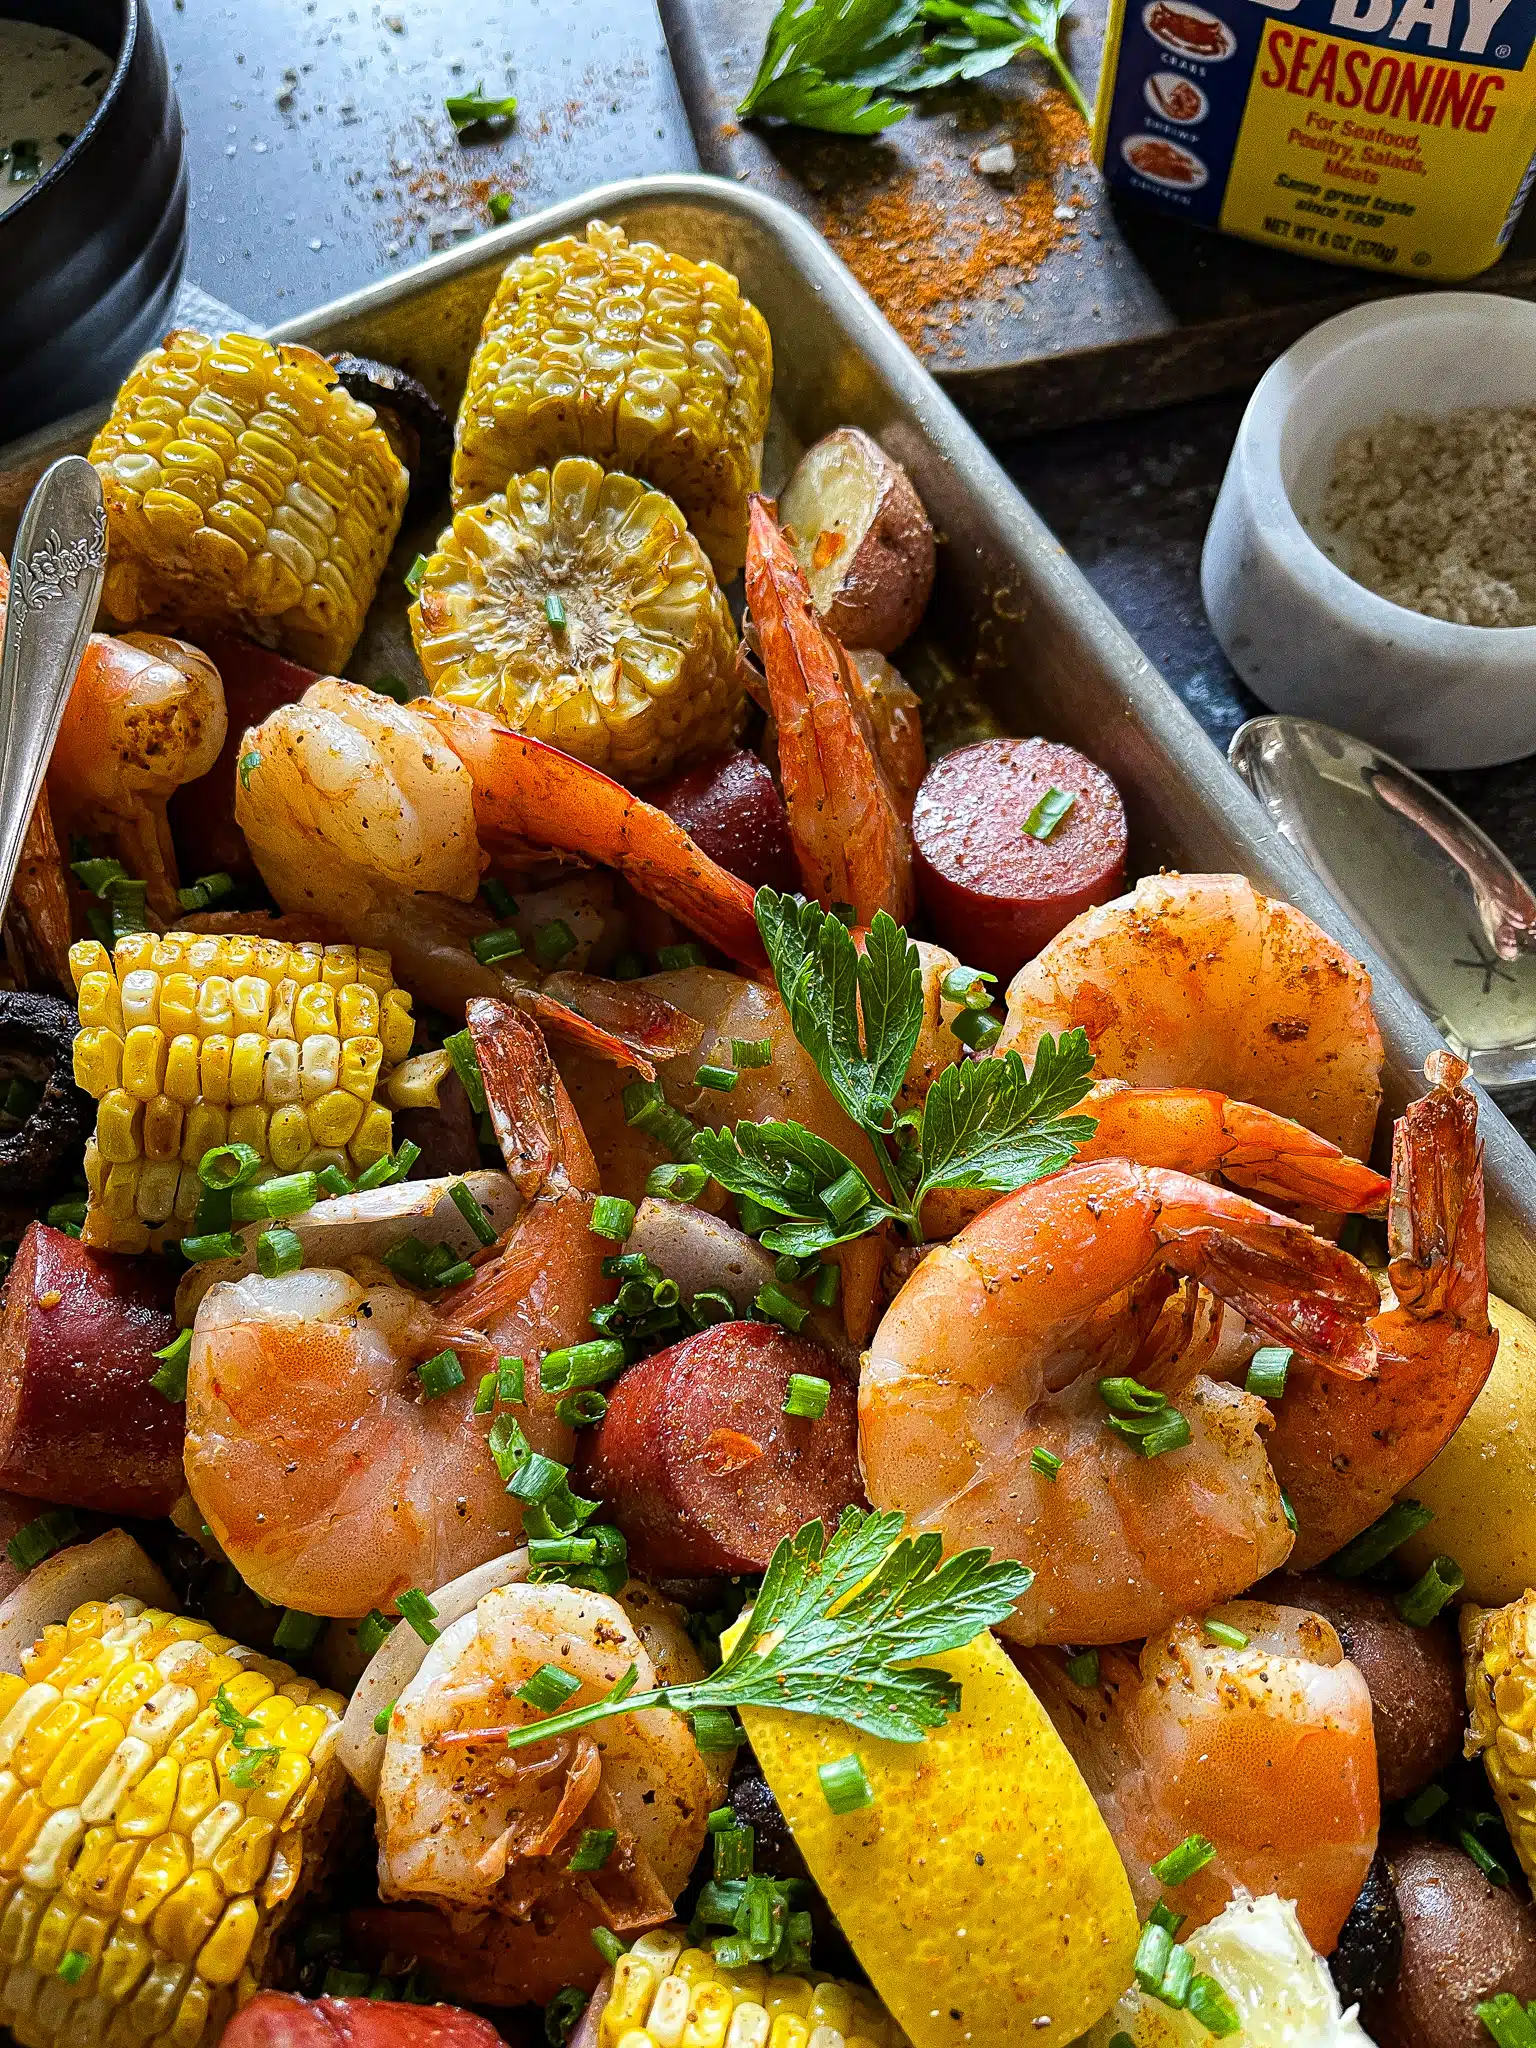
<box><xmin>1201</xmin><ymin>293</ymin><xmax>1536</xmax><ymax>771</ymax></box>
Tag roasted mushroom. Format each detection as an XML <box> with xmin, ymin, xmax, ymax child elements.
<box><xmin>327</xmin><ymin>351</ymin><xmax>453</xmax><ymax>507</ymax></box>
<box><xmin>0</xmin><ymin>992</ymin><xmax>94</xmax><ymax>1203</ymax></box>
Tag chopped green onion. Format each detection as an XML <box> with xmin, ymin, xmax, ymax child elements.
<box><xmin>691</xmin><ymin>1289</ymin><xmax>735</xmax><ymax>1325</ymax></box>
<box><xmin>396</xmin><ymin>1588</ymin><xmax>440</xmax><ymax>1644</ymax></box>
<box><xmin>1156</xmin><ymin>1944</ymin><xmax>1195</xmax><ymax>2010</ymax></box>
<box><xmin>589</xmin><ymin>1195</ymin><xmax>636</xmax><ymax>1242</ymax></box>
<box><xmin>443</xmin><ymin>1029</ymin><xmax>488</xmax><ymax>1116</ymax></box>
<box><xmin>1102</xmin><ymin>1381</ymin><xmax>1172</xmax><ymax>1421</ymax></box>
<box><xmin>1461</xmin><ymin>1828</ymin><xmax>1510</xmax><ymax>1886</ymax></box>
<box><xmin>272</xmin><ymin>1609</ymin><xmax>324</xmax><ymax>1655</ymax></box>
<box><xmin>539</xmin><ymin>1340</ymin><xmax>626</xmax><ymax>1393</ymax></box>
<box><xmin>695</xmin><ymin>1063</ymin><xmax>738</xmax><ymax>1094</ymax></box>
<box><xmin>820</xmin><ymin>1167</ymin><xmax>868</xmax><ymax>1227</ymax></box>
<box><xmin>1187</xmin><ymin>1973</ymin><xmax>1241</xmax><ymax>2037</ymax></box>
<box><xmin>199</xmin><ymin>1141</ymin><xmax>262</xmax><ymax>1190</ymax></box>
<box><xmin>1281</xmin><ymin>1490</ymin><xmax>1298</xmax><ymax>1535</ymax></box>
<box><xmin>534</xmin><ymin>919</ymin><xmax>578</xmax><ymax>969</ymax></box>
<box><xmin>355</xmin><ymin>1138</ymin><xmax>424</xmax><ymax>1192</ymax></box>
<box><xmin>474</xmin><ymin>1371</ymin><xmax>497</xmax><ymax>1415</ymax></box>
<box><xmin>1024</xmin><ymin>787</ymin><xmax>1077</xmax><ymax>841</ymax></box>
<box><xmin>1150</xmin><ymin>1900</ymin><xmax>1185</xmax><ymax>1936</ymax></box>
<box><xmin>472</xmin><ymin>927</ymin><xmax>525</xmax><ymax>965</ymax></box>
<box><xmin>940</xmin><ymin>964</ymin><xmax>997</xmax><ymax>1009</ymax></box>
<box><xmin>1029</xmin><ymin>1445</ymin><xmax>1063</xmax><ymax>1481</ymax></box>
<box><xmin>783</xmin><ymin>1373</ymin><xmax>830</xmax><ymax>1420</ymax></box>
<box><xmin>257</xmin><ymin>1227</ymin><xmax>303</xmax><ymax>1278</ymax></box>
<box><xmin>591</xmin><ymin>1928</ymin><xmax>626</xmax><ymax>1966</ymax></box>
<box><xmin>545</xmin><ymin>593</ymin><xmax>568</xmax><ymax>629</ymax></box>
<box><xmin>368</xmin><ymin>673</ymin><xmax>412</xmax><ymax>703</ymax></box>
<box><xmin>419</xmin><ymin>1349</ymin><xmax>466</xmax><ymax>1398</ymax></box>
<box><xmin>1245</xmin><ymin>1345</ymin><xmax>1292</xmax><ymax>1400</ymax></box>
<box><xmin>810</xmin><ymin>1261</ymin><xmax>841</xmax><ymax>1307</ymax></box>
<box><xmin>483</xmin><ymin>878</ymin><xmax>518</xmax><ymax>920</ymax></box>
<box><xmin>691</xmin><ymin>1707</ymin><xmax>742</xmax><ymax>1752</ymax></box>
<box><xmin>6</xmin><ymin>1508</ymin><xmax>80</xmax><ymax>1573</ymax></box>
<box><xmin>150</xmin><ymin>1328</ymin><xmax>192</xmax><ymax>1401</ymax></box>
<box><xmin>324</xmin><ymin>1969</ymin><xmax>374</xmax><ymax>1999</ymax></box>
<box><xmin>706</xmin><ymin>1806</ymin><xmax>736</xmax><ymax>1833</ymax></box>
<box><xmin>568</xmin><ymin>1827</ymin><xmax>617</xmax><ymax>1872</ymax></box>
<box><xmin>71</xmin><ymin>855</ymin><xmax>128</xmax><ymax>896</ymax></box>
<box><xmin>557</xmin><ymin>1389</ymin><xmax>609</xmax><ymax>1428</ymax></box>
<box><xmin>373</xmin><ymin>1699</ymin><xmax>396</xmax><ymax>1736</ymax></box>
<box><xmin>499</xmin><ymin>1356</ymin><xmax>527</xmax><ymax>1404</ymax></box>
<box><xmin>231</xmin><ymin>1170</ymin><xmax>319</xmax><ymax>1224</ymax></box>
<box><xmin>449</xmin><ymin>1179</ymin><xmax>498</xmax><ymax>1246</ymax></box>
<box><xmin>1134</xmin><ymin>1921</ymin><xmax>1175</xmax><ymax>1994</ymax></box>
<box><xmin>713</xmin><ymin>1821</ymin><xmax>754</xmax><ymax>1880</ymax></box>
<box><xmin>1117</xmin><ymin>1413</ymin><xmax>1193</xmax><ymax>1458</ymax></box>
<box><xmin>646</xmin><ymin>1162</ymin><xmax>708</xmax><ymax>1202</ymax></box>
<box><xmin>404</xmin><ymin>553</ymin><xmax>428</xmax><ymax>596</ymax></box>
<box><xmin>656</xmin><ymin>943</ymin><xmax>707</xmax><ymax>970</ymax></box>
<box><xmin>517</xmin><ymin>1663</ymin><xmax>582</xmax><ymax>1712</ymax></box>
<box><xmin>756</xmin><ymin>1283</ymin><xmax>809</xmax><ymax>1333</ymax></box>
<box><xmin>1477</xmin><ymin>1996</ymin><xmax>1536</xmax><ymax>2048</ymax></box>
<box><xmin>176</xmin><ymin>870</ymin><xmax>236</xmax><ymax>913</ymax></box>
<box><xmin>818</xmin><ymin>1753</ymin><xmax>875</xmax><ymax>1814</ymax></box>
<box><xmin>317</xmin><ymin>1164</ymin><xmax>353</xmax><ymax>1198</ymax></box>
<box><xmin>621</xmin><ymin>1080</ymin><xmax>696</xmax><ymax>1160</ymax></box>
<box><xmin>1396</xmin><ymin>1554</ymin><xmax>1465</xmax><ymax>1626</ymax></box>
<box><xmin>56</xmin><ymin>1951</ymin><xmax>90</xmax><ymax>1986</ymax></box>
<box><xmin>446</xmin><ymin>85</ymin><xmax>518</xmax><ymax>130</ymax></box>
<box><xmin>951</xmin><ymin>1007</ymin><xmax>1002</xmax><ymax>1052</ymax></box>
<box><xmin>1330</xmin><ymin>1499</ymin><xmax>1435</xmax><ymax>1577</ymax></box>
<box><xmin>182</xmin><ymin>1231</ymin><xmax>243</xmax><ymax>1263</ymax></box>
<box><xmin>488</xmin><ymin>190</ymin><xmax>514</xmax><ymax>224</ymax></box>
<box><xmin>43</xmin><ymin>1198</ymin><xmax>86</xmax><ymax>1235</ymax></box>
<box><xmin>1202</xmin><ymin>1617</ymin><xmax>1250</xmax><ymax>1650</ymax></box>
<box><xmin>1151</xmin><ymin>1834</ymin><xmax>1217</xmax><ymax>1886</ymax></box>
<box><xmin>731</xmin><ymin>1038</ymin><xmax>773</xmax><ymax>1068</ymax></box>
<box><xmin>357</xmin><ymin>1609</ymin><xmax>396</xmax><ymax>1659</ymax></box>
<box><xmin>1065</xmin><ymin>1649</ymin><xmax>1100</xmax><ymax>1688</ymax></box>
<box><xmin>611</xmin><ymin>951</ymin><xmax>646</xmax><ymax>980</ymax></box>
<box><xmin>238</xmin><ymin>750</ymin><xmax>261</xmax><ymax>790</ymax></box>
<box><xmin>111</xmin><ymin>879</ymin><xmax>148</xmax><ymax>937</ymax></box>
<box><xmin>1404</xmin><ymin>1783</ymin><xmax>1449</xmax><ymax>1826</ymax></box>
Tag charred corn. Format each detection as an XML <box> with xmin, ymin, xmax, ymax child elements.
<box><xmin>89</xmin><ymin>330</ymin><xmax>409</xmax><ymax>674</ymax></box>
<box><xmin>68</xmin><ymin>931</ymin><xmax>414</xmax><ymax>1253</ymax></box>
<box><xmin>1465</xmin><ymin>1591</ymin><xmax>1536</xmax><ymax>1885</ymax></box>
<box><xmin>412</xmin><ymin>457</ymin><xmax>741</xmax><ymax>782</ymax></box>
<box><xmin>597</xmin><ymin>1930</ymin><xmax>910</xmax><ymax>2048</ymax></box>
<box><xmin>0</xmin><ymin>1589</ymin><xmax>345</xmax><ymax>2048</ymax></box>
<box><xmin>453</xmin><ymin>220</ymin><xmax>772</xmax><ymax>580</ymax></box>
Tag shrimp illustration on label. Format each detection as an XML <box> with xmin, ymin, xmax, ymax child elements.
<box><xmin>1145</xmin><ymin>70</ymin><xmax>1210</xmax><ymax>119</ymax></box>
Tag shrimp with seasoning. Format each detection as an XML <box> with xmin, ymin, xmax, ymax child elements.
<box><xmin>860</xmin><ymin>1055</ymin><xmax>1491</xmax><ymax>1645</ymax></box>
<box><xmin>183</xmin><ymin>999</ymin><xmax>609</xmax><ymax>1614</ymax></box>
<box><xmin>1022</xmin><ymin>1600</ymin><xmax>1379</xmax><ymax>1954</ymax></box>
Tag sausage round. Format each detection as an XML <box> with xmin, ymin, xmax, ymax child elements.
<box><xmin>224</xmin><ymin>1996</ymin><xmax>505</xmax><ymax>2048</ymax></box>
<box><xmin>647</xmin><ymin>748</ymin><xmax>798</xmax><ymax>894</ymax></box>
<box><xmin>574</xmin><ymin>1321</ymin><xmax>865</xmax><ymax>1576</ymax></box>
<box><xmin>0</xmin><ymin>1222</ymin><xmax>182</xmax><ymax>1516</ymax></box>
<box><xmin>912</xmin><ymin>738</ymin><xmax>1128</xmax><ymax>980</ymax></box>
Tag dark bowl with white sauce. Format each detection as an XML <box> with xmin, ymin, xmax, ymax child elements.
<box><xmin>0</xmin><ymin>0</ymin><xmax>186</xmax><ymax>438</ymax></box>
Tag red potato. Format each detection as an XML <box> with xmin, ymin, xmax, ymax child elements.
<box><xmin>1367</xmin><ymin>1838</ymin><xmax>1536</xmax><ymax>2048</ymax></box>
<box><xmin>647</xmin><ymin>747</ymin><xmax>798</xmax><ymax>894</ymax></box>
<box><xmin>223</xmin><ymin>1997</ymin><xmax>506</xmax><ymax>2048</ymax></box>
<box><xmin>780</xmin><ymin>428</ymin><xmax>936</xmax><ymax>655</ymax></box>
<box><xmin>912</xmin><ymin>738</ymin><xmax>1128</xmax><ymax>981</ymax></box>
<box><xmin>574</xmin><ymin>1321</ymin><xmax>865</xmax><ymax>1576</ymax></box>
<box><xmin>167</xmin><ymin>631</ymin><xmax>320</xmax><ymax>882</ymax></box>
<box><xmin>0</xmin><ymin>1222</ymin><xmax>182</xmax><ymax>1517</ymax></box>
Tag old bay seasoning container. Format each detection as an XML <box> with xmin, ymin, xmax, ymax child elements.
<box><xmin>1092</xmin><ymin>0</ymin><xmax>1536</xmax><ymax>275</ymax></box>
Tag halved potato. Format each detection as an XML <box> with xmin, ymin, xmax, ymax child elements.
<box><xmin>781</xmin><ymin>428</ymin><xmax>935</xmax><ymax>654</ymax></box>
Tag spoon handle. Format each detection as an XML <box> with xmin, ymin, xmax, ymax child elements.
<box><xmin>0</xmin><ymin>457</ymin><xmax>106</xmax><ymax>917</ymax></box>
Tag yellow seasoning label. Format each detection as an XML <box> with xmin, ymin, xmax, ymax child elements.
<box><xmin>1092</xmin><ymin>0</ymin><xmax>1536</xmax><ymax>276</ymax></box>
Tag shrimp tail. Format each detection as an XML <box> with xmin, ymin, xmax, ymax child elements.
<box><xmin>744</xmin><ymin>495</ymin><xmax>914</xmax><ymax>926</ymax></box>
<box><xmin>1211</xmin><ymin>1099</ymin><xmax>1390</xmax><ymax>1215</ymax></box>
<box><xmin>1386</xmin><ymin>1049</ymin><xmax>1490</xmax><ymax>1325</ymax></box>
<box><xmin>521</xmin><ymin>971</ymin><xmax>705</xmax><ymax>1082</ymax></box>
<box><xmin>467</xmin><ymin>997</ymin><xmax>596</xmax><ymax>1202</ymax></box>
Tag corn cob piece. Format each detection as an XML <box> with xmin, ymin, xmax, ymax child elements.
<box><xmin>412</xmin><ymin>457</ymin><xmax>741</xmax><ymax>782</ymax></box>
<box><xmin>1464</xmin><ymin>1590</ymin><xmax>1536</xmax><ymax>1885</ymax></box>
<box><xmin>68</xmin><ymin>931</ymin><xmax>415</xmax><ymax>1254</ymax></box>
<box><xmin>597</xmin><ymin>1928</ymin><xmax>911</xmax><ymax>2048</ymax></box>
<box><xmin>0</xmin><ymin>1588</ymin><xmax>346</xmax><ymax>2048</ymax></box>
<box><xmin>89</xmin><ymin>330</ymin><xmax>409</xmax><ymax>674</ymax></box>
<box><xmin>452</xmin><ymin>220</ymin><xmax>773</xmax><ymax>580</ymax></box>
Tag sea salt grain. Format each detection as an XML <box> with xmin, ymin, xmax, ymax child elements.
<box><xmin>1316</xmin><ymin>405</ymin><xmax>1536</xmax><ymax>629</ymax></box>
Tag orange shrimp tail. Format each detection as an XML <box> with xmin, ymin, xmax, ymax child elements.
<box><xmin>465</xmin><ymin>997</ymin><xmax>597</xmax><ymax>1200</ymax></box>
<box><xmin>416</xmin><ymin>700</ymin><xmax>766</xmax><ymax>971</ymax></box>
<box><xmin>744</xmin><ymin>496</ymin><xmax>914</xmax><ymax>926</ymax></box>
<box><xmin>1213</xmin><ymin>1099</ymin><xmax>1390</xmax><ymax>1215</ymax></box>
<box><xmin>520</xmin><ymin>971</ymin><xmax>705</xmax><ymax>1082</ymax></box>
<box><xmin>1387</xmin><ymin>1049</ymin><xmax>1491</xmax><ymax>1324</ymax></box>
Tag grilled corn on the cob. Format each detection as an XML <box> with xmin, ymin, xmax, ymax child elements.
<box><xmin>452</xmin><ymin>221</ymin><xmax>773</xmax><ymax>580</ymax></box>
<box><xmin>411</xmin><ymin>457</ymin><xmax>741</xmax><ymax>781</ymax></box>
<box><xmin>69</xmin><ymin>932</ymin><xmax>414</xmax><ymax>1254</ymax></box>
<box><xmin>598</xmin><ymin>1930</ymin><xmax>909</xmax><ymax>2048</ymax></box>
<box><xmin>0</xmin><ymin>1589</ymin><xmax>345</xmax><ymax>2048</ymax></box>
<box><xmin>1464</xmin><ymin>1589</ymin><xmax>1536</xmax><ymax>1885</ymax></box>
<box><xmin>89</xmin><ymin>331</ymin><xmax>409</xmax><ymax>674</ymax></box>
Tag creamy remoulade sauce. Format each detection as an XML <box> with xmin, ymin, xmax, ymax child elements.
<box><xmin>0</xmin><ymin>20</ymin><xmax>112</xmax><ymax>218</ymax></box>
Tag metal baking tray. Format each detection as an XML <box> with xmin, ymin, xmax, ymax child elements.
<box><xmin>6</xmin><ymin>169</ymin><xmax>1536</xmax><ymax>1321</ymax></box>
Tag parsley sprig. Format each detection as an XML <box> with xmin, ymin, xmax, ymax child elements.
<box><xmin>690</xmin><ymin>889</ymin><xmax>1095</xmax><ymax>1256</ymax></box>
<box><xmin>213</xmin><ymin>1685</ymin><xmax>279</xmax><ymax>1787</ymax></box>
<box><xmin>738</xmin><ymin>0</ymin><xmax>1086</xmax><ymax>135</ymax></box>
<box><xmin>504</xmin><ymin>1507</ymin><xmax>1034</xmax><ymax>1753</ymax></box>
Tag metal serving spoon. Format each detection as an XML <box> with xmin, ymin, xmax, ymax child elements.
<box><xmin>0</xmin><ymin>456</ymin><xmax>105</xmax><ymax>915</ymax></box>
<box><xmin>1230</xmin><ymin>716</ymin><xmax>1536</xmax><ymax>1094</ymax></box>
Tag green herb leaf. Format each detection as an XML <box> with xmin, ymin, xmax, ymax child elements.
<box><xmin>906</xmin><ymin>0</ymin><xmax>1087</xmax><ymax>116</ymax></box>
<box><xmin>692</xmin><ymin>1120</ymin><xmax>894</xmax><ymax>1257</ymax></box>
<box><xmin>446</xmin><ymin>85</ymin><xmax>519</xmax><ymax>132</ymax></box>
<box><xmin>914</xmin><ymin>1031</ymin><xmax>1096</xmax><ymax>1197</ymax></box>
<box><xmin>737</xmin><ymin>0</ymin><xmax>924</xmax><ymax>134</ymax></box>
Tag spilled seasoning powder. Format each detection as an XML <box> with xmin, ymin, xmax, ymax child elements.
<box><xmin>1317</xmin><ymin>407</ymin><xmax>1536</xmax><ymax>629</ymax></box>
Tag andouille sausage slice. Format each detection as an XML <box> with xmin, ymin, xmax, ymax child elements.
<box><xmin>224</xmin><ymin>1996</ymin><xmax>505</xmax><ymax>2048</ymax></box>
<box><xmin>0</xmin><ymin>1222</ymin><xmax>182</xmax><ymax>1517</ymax></box>
<box><xmin>912</xmin><ymin>738</ymin><xmax>1128</xmax><ymax>980</ymax></box>
<box><xmin>647</xmin><ymin>748</ymin><xmax>798</xmax><ymax>894</ymax></box>
<box><xmin>575</xmin><ymin>1321</ymin><xmax>864</xmax><ymax>1576</ymax></box>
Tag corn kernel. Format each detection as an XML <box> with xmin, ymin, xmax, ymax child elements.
<box><xmin>120</xmin><ymin>1029</ymin><xmax>166</xmax><ymax>1103</ymax></box>
<box><xmin>141</xmin><ymin>1098</ymin><xmax>184</xmax><ymax>1164</ymax></box>
<box><xmin>162</xmin><ymin>1038</ymin><xmax>201</xmax><ymax>1109</ymax></box>
<box><xmin>349</xmin><ymin>1102</ymin><xmax>393</xmax><ymax>1172</ymax></box>
<box><xmin>118</xmin><ymin>972</ymin><xmax>161</xmax><ymax>1032</ymax></box>
<box><xmin>380</xmin><ymin>992</ymin><xmax>414</xmax><ymax>1065</ymax></box>
<box><xmin>157</xmin><ymin>977</ymin><xmax>198</xmax><ymax>1040</ymax></box>
<box><xmin>70</xmin><ymin>942</ymin><xmax>113</xmax><ymax>990</ymax></box>
<box><xmin>75</xmin><ymin>973</ymin><xmax>125</xmax><ymax>1035</ymax></box>
<box><xmin>298</xmin><ymin>1036</ymin><xmax>339</xmax><ymax>1100</ymax></box>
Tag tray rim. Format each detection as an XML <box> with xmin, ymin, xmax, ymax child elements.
<box><xmin>6</xmin><ymin>166</ymin><xmax>1535</xmax><ymax>1306</ymax></box>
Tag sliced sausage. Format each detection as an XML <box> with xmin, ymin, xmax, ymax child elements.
<box><xmin>574</xmin><ymin>1321</ymin><xmax>865</xmax><ymax>1576</ymax></box>
<box><xmin>647</xmin><ymin>748</ymin><xmax>798</xmax><ymax>894</ymax></box>
<box><xmin>0</xmin><ymin>1222</ymin><xmax>182</xmax><ymax>1517</ymax></box>
<box><xmin>224</xmin><ymin>1996</ymin><xmax>505</xmax><ymax>2048</ymax></box>
<box><xmin>167</xmin><ymin>631</ymin><xmax>320</xmax><ymax>882</ymax></box>
<box><xmin>912</xmin><ymin>738</ymin><xmax>1128</xmax><ymax>980</ymax></box>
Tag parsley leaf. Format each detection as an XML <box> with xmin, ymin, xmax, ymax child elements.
<box><xmin>445</xmin><ymin>86</ymin><xmax>519</xmax><ymax>133</ymax></box>
<box><xmin>503</xmin><ymin>1507</ymin><xmax>1034</xmax><ymax>1753</ymax></box>
<box><xmin>900</xmin><ymin>0</ymin><xmax>1087</xmax><ymax>116</ymax></box>
<box><xmin>915</xmin><ymin>1032</ymin><xmax>1096</xmax><ymax>1198</ymax></box>
<box><xmin>737</xmin><ymin>0</ymin><xmax>924</xmax><ymax>134</ymax></box>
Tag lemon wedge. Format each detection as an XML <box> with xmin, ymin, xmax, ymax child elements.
<box><xmin>729</xmin><ymin>1620</ymin><xmax>1138</xmax><ymax>2048</ymax></box>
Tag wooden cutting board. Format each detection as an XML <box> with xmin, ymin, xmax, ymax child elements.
<box><xmin>658</xmin><ymin>0</ymin><xmax>1536</xmax><ymax>431</ymax></box>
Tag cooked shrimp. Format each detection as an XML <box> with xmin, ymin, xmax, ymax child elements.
<box><xmin>1266</xmin><ymin>1050</ymin><xmax>1497</xmax><ymax>1567</ymax></box>
<box><xmin>998</xmin><ymin>873</ymin><xmax>1383</xmax><ymax>1166</ymax></box>
<box><xmin>183</xmin><ymin>1000</ymin><xmax>608</xmax><ymax>1614</ymax></box>
<box><xmin>1024</xmin><ymin>1601</ymin><xmax>1378</xmax><ymax>1954</ymax></box>
<box><xmin>861</xmin><ymin>1055</ymin><xmax>1489</xmax><ymax>1644</ymax></box>
<box><xmin>744</xmin><ymin>496</ymin><xmax>914</xmax><ymax>926</ymax></box>
<box><xmin>358</xmin><ymin>1580</ymin><xmax>716</xmax><ymax>2004</ymax></box>
<box><xmin>849</xmin><ymin>649</ymin><xmax>927</xmax><ymax>825</ymax></box>
<box><xmin>236</xmin><ymin>679</ymin><xmax>741</xmax><ymax>1074</ymax></box>
<box><xmin>46</xmin><ymin>627</ymin><xmax>226</xmax><ymax>918</ymax></box>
